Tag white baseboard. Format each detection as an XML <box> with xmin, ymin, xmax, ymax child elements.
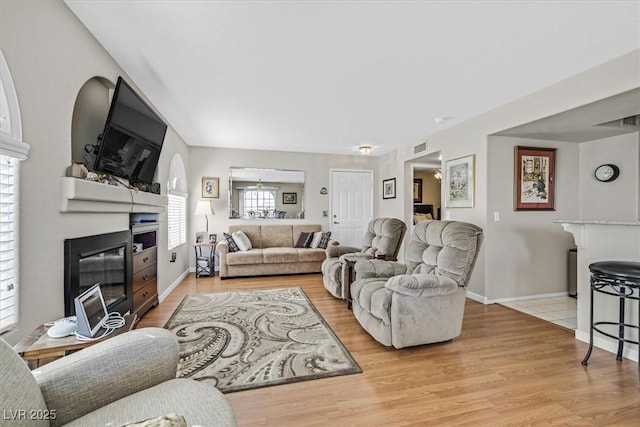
<box><xmin>575</xmin><ymin>330</ymin><xmax>639</xmax><ymax>363</ymax></box>
<box><xmin>466</xmin><ymin>291</ymin><xmax>488</xmax><ymax>304</ymax></box>
<box><xmin>159</xmin><ymin>268</ymin><xmax>190</xmax><ymax>303</ymax></box>
<box><xmin>466</xmin><ymin>291</ymin><xmax>569</xmax><ymax>305</ymax></box>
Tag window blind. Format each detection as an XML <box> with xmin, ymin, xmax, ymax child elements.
<box><xmin>0</xmin><ymin>155</ymin><xmax>17</xmax><ymax>333</ymax></box>
<box><xmin>167</xmin><ymin>194</ymin><xmax>186</xmax><ymax>250</ymax></box>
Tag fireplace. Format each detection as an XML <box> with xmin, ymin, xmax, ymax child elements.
<box><xmin>64</xmin><ymin>230</ymin><xmax>133</xmax><ymax>317</ymax></box>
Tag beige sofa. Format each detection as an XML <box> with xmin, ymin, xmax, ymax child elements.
<box><xmin>217</xmin><ymin>224</ymin><xmax>335</xmax><ymax>278</ymax></box>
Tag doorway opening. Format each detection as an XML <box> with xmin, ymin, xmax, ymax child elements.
<box><xmin>410</xmin><ymin>151</ymin><xmax>442</xmax><ymax>227</ymax></box>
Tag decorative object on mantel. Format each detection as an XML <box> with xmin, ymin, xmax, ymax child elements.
<box><xmin>164</xmin><ymin>287</ymin><xmax>361</xmax><ymax>393</ymax></box>
<box><xmin>445</xmin><ymin>154</ymin><xmax>475</xmax><ymax>208</ymax></box>
<box><xmin>202</xmin><ymin>177</ymin><xmax>219</xmax><ymax>198</ymax></box>
<box><xmin>66</xmin><ymin>163</ymin><xmax>88</xmax><ymax>178</ymax></box>
<box><xmin>514</xmin><ymin>146</ymin><xmax>555</xmax><ymax>211</ymax></box>
<box><xmin>382</xmin><ymin>177</ymin><xmax>396</xmax><ymax>199</ymax></box>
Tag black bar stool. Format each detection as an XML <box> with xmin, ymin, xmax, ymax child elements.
<box><xmin>582</xmin><ymin>260</ymin><xmax>640</xmax><ymax>378</ymax></box>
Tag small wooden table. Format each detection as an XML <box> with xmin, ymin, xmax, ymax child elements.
<box><xmin>14</xmin><ymin>314</ymin><xmax>137</xmax><ymax>369</ymax></box>
<box><xmin>195</xmin><ymin>242</ymin><xmax>217</xmax><ymax>277</ymax></box>
<box><xmin>342</xmin><ymin>254</ymin><xmax>363</xmax><ymax>310</ymax></box>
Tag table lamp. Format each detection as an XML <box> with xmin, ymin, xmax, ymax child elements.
<box><xmin>195</xmin><ymin>200</ymin><xmax>215</xmax><ymax>232</ymax></box>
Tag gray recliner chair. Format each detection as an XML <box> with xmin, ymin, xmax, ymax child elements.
<box><xmin>350</xmin><ymin>220</ymin><xmax>482</xmax><ymax>349</ymax></box>
<box><xmin>321</xmin><ymin>218</ymin><xmax>406</xmax><ymax>300</ymax></box>
<box><xmin>1</xmin><ymin>328</ymin><xmax>236</xmax><ymax>426</ymax></box>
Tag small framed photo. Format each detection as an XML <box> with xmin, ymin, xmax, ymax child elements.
<box><xmin>413</xmin><ymin>178</ymin><xmax>423</xmax><ymax>203</ymax></box>
<box><xmin>514</xmin><ymin>146</ymin><xmax>556</xmax><ymax>211</ymax></box>
<box><xmin>195</xmin><ymin>231</ymin><xmax>207</xmax><ymax>244</ymax></box>
<box><xmin>208</xmin><ymin>234</ymin><xmax>217</xmax><ymax>243</ymax></box>
<box><xmin>202</xmin><ymin>177</ymin><xmax>219</xmax><ymax>198</ymax></box>
<box><xmin>282</xmin><ymin>192</ymin><xmax>297</xmax><ymax>204</ymax></box>
<box><xmin>382</xmin><ymin>178</ymin><xmax>396</xmax><ymax>199</ymax></box>
<box><xmin>445</xmin><ymin>154</ymin><xmax>475</xmax><ymax>208</ymax></box>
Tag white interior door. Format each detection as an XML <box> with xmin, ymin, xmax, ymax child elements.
<box><xmin>330</xmin><ymin>170</ymin><xmax>373</xmax><ymax>247</ymax></box>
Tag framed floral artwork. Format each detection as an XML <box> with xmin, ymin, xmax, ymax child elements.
<box><xmin>445</xmin><ymin>154</ymin><xmax>475</xmax><ymax>208</ymax></box>
<box><xmin>202</xmin><ymin>177</ymin><xmax>219</xmax><ymax>198</ymax></box>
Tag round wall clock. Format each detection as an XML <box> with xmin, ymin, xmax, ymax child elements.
<box><xmin>594</xmin><ymin>164</ymin><xmax>620</xmax><ymax>182</ymax></box>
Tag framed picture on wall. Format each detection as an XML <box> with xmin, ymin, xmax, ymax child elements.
<box><xmin>282</xmin><ymin>192</ymin><xmax>297</xmax><ymax>204</ymax></box>
<box><xmin>514</xmin><ymin>146</ymin><xmax>555</xmax><ymax>211</ymax></box>
<box><xmin>445</xmin><ymin>154</ymin><xmax>475</xmax><ymax>208</ymax></box>
<box><xmin>202</xmin><ymin>177</ymin><xmax>219</xmax><ymax>198</ymax></box>
<box><xmin>413</xmin><ymin>178</ymin><xmax>423</xmax><ymax>203</ymax></box>
<box><xmin>382</xmin><ymin>178</ymin><xmax>396</xmax><ymax>199</ymax></box>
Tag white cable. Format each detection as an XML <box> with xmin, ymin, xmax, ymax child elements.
<box><xmin>74</xmin><ymin>312</ymin><xmax>126</xmax><ymax>341</ymax></box>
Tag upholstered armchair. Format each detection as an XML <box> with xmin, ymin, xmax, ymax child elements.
<box><xmin>350</xmin><ymin>220</ymin><xmax>482</xmax><ymax>349</ymax></box>
<box><xmin>1</xmin><ymin>328</ymin><xmax>236</xmax><ymax>426</ymax></box>
<box><xmin>321</xmin><ymin>217</ymin><xmax>406</xmax><ymax>300</ymax></box>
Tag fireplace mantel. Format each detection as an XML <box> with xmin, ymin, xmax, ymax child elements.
<box><xmin>59</xmin><ymin>177</ymin><xmax>167</xmax><ymax>213</ymax></box>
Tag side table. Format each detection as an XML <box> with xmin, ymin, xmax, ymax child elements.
<box><xmin>14</xmin><ymin>313</ymin><xmax>137</xmax><ymax>369</ymax></box>
<box><xmin>195</xmin><ymin>242</ymin><xmax>217</xmax><ymax>277</ymax></box>
<box><xmin>341</xmin><ymin>254</ymin><xmax>376</xmax><ymax>310</ymax></box>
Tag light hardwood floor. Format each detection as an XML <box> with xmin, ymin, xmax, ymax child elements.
<box><xmin>137</xmin><ymin>273</ymin><xmax>640</xmax><ymax>426</ymax></box>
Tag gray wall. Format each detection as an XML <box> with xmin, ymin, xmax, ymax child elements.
<box><xmin>579</xmin><ymin>133</ymin><xmax>640</xmax><ymax>221</ymax></box>
<box><xmin>0</xmin><ymin>0</ymin><xmax>191</xmax><ymax>345</ymax></box>
<box><xmin>486</xmin><ymin>136</ymin><xmax>579</xmax><ymax>300</ymax></box>
<box><xmin>397</xmin><ymin>50</ymin><xmax>639</xmax><ymax>301</ymax></box>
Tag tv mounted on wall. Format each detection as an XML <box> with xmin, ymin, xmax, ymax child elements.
<box><xmin>93</xmin><ymin>76</ymin><xmax>167</xmax><ymax>185</ymax></box>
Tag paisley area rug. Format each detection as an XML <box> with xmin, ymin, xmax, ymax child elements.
<box><xmin>164</xmin><ymin>287</ymin><xmax>361</xmax><ymax>393</ymax></box>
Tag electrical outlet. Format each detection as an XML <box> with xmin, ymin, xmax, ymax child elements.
<box><xmin>494</xmin><ymin>211</ymin><xmax>500</xmax><ymax>222</ymax></box>
<box><xmin>322</xmin><ymin>210</ymin><xmax>328</xmax><ymax>217</ymax></box>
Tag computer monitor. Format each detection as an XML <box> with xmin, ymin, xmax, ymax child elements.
<box><xmin>74</xmin><ymin>284</ymin><xmax>109</xmax><ymax>338</ymax></box>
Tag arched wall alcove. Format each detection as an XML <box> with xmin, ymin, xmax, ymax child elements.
<box><xmin>71</xmin><ymin>76</ymin><xmax>114</xmax><ymax>167</ymax></box>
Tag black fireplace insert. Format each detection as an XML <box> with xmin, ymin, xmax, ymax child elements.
<box><xmin>64</xmin><ymin>230</ymin><xmax>133</xmax><ymax>317</ymax></box>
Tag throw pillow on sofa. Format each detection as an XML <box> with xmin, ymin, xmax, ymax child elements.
<box><xmin>295</xmin><ymin>232</ymin><xmax>312</xmax><ymax>248</ymax></box>
<box><xmin>232</xmin><ymin>230</ymin><xmax>252</xmax><ymax>251</ymax></box>
<box><xmin>309</xmin><ymin>231</ymin><xmax>331</xmax><ymax>249</ymax></box>
<box><xmin>318</xmin><ymin>231</ymin><xmax>331</xmax><ymax>249</ymax></box>
<box><xmin>223</xmin><ymin>232</ymin><xmax>240</xmax><ymax>252</ymax></box>
<box><xmin>309</xmin><ymin>232</ymin><xmax>323</xmax><ymax>248</ymax></box>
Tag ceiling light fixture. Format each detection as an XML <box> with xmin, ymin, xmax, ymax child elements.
<box><xmin>358</xmin><ymin>145</ymin><xmax>373</xmax><ymax>155</ymax></box>
<box><xmin>434</xmin><ymin>116</ymin><xmax>455</xmax><ymax>125</ymax></box>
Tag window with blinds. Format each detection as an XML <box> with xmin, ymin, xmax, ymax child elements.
<box><xmin>167</xmin><ymin>194</ymin><xmax>186</xmax><ymax>250</ymax></box>
<box><xmin>0</xmin><ymin>155</ymin><xmax>17</xmax><ymax>333</ymax></box>
<box><xmin>1</xmin><ymin>49</ymin><xmax>29</xmax><ymax>334</ymax></box>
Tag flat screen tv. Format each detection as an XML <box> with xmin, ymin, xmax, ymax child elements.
<box><xmin>93</xmin><ymin>76</ymin><xmax>167</xmax><ymax>185</ymax></box>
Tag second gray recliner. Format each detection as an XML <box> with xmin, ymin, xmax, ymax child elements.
<box><xmin>321</xmin><ymin>217</ymin><xmax>406</xmax><ymax>300</ymax></box>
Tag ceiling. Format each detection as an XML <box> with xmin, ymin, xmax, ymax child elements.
<box><xmin>494</xmin><ymin>88</ymin><xmax>640</xmax><ymax>142</ymax></box>
<box><xmin>64</xmin><ymin>1</ymin><xmax>640</xmax><ymax>157</ymax></box>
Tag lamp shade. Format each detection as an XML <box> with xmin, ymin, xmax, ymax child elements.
<box><xmin>195</xmin><ymin>200</ymin><xmax>215</xmax><ymax>216</ymax></box>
